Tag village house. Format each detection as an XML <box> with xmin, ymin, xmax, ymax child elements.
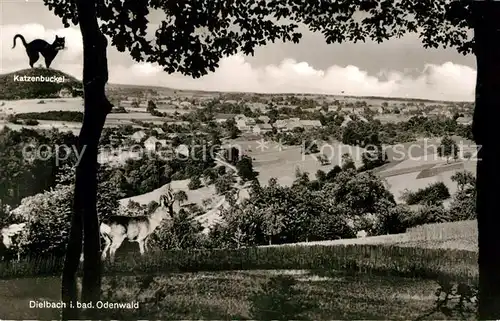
<box><xmin>368</xmin><ymin>106</ymin><xmax>384</xmax><ymax>114</ymax></box>
<box><xmin>144</xmin><ymin>136</ymin><xmax>168</xmax><ymax>152</ymax></box>
<box><xmin>273</xmin><ymin>119</ymin><xmax>288</xmax><ymax>132</ymax></box>
<box><xmin>246</xmin><ymin>102</ymin><xmax>268</xmax><ymax>112</ymax></box>
<box><xmin>358</xmin><ymin>115</ymin><xmax>369</xmax><ymax>123</ymax></box>
<box><xmin>175</xmin><ymin>144</ymin><xmax>190</xmax><ymax>157</ymax></box>
<box><xmin>253</xmin><ymin>123</ymin><xmax>273</xmax><ymax>134</ymax></box>
<box><xmin>351</xmin><ymin>108</ymin><xmax>363</xmax><ymax>115</ymax></box>
<box><xmin>246</xmin><ymin>117</ymin><xmax>256</xmax><ymax>126</ymax></box>
<box><xmin>152</xmin><ymin>127</ymin><xmax>165</xmax><ymax>135</ymax></box>
<box><xmin>131</xmin><ymin>130</ymin><xmax>147</xmax><ymax>142</ymax></box>
<box><xmin>58</xmin><ymin>88</ymin><xmax>72</xmax><ymax>98</ymax></box>
<box><xmin>71</xmin><ymin>88</ymin><xmax>84</xmax><ymax>97</ymax></box>
<box><xmin>214</xmin><ymin>113</ymin><xmax>237</xmax><ymax>123</ymax></box>
<box><xmin>285</xmin><ymin>119</ymin><xmax>303</xmax><ymax>131</ymax></box>
<box><xmin>341</xmin><ymin>115</ymin><xmax>353</xmax><ymax>128</ymax></box>
<box><xmin>300</xmin><ymin>120</ymin><xmax>322</xmax><ymax>130</ymax></box>
<box><xmin>165</xmin><ymin>120</ymin><xmax>190</xmax><ymax>126</ymax></box>
<box><xmin>401</xmin><ymin>106</ymin><xmax>420</xmax><ymax>114</ymax></box>
<box><xmin>275</xmin><ymin>104</ymin><xmax>293</xmax><ymax>109</ymax></box>
<box><xmin>258</xmin><ymin>115</ymin><xmax>271</xmax><ymax>124</ymax></box>
<box><xmin>119</xmin><ymin>100</ymin><xmax>134</xmax><ymax>108</ymax></box>
<box><xmin>428</xmin><ymin>109</ymin><xmax>441</xmax><ymax>116</ymax></box>
<box><xmin>456</xmin><ymin>116</ymin><xmax>472</xmax><ymax>125</ymax></box>
<box><xmin>236</xmin><ymin>115</ymin><xmax>256</xmax><ymax>131</ymax></box>
<box><xmin>236</xmin><ymin>119</ymin><xmax>250</xmax><ymax>131</ymax></box>
<box><xmin>179</xmin><ymin>101</ymin><xmax>192</xmax><ymax>108</ymax></box>
<box><xmin>443</xmin><ymin>110</ymin><xmax>453</xmax><ymax>118</ymax></box>
<box><xmin>234</xmin><ymin>114</ymin><xmax>247</xmax><ymax>122</ymax></box>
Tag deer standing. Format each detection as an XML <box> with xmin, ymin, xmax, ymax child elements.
<box><xmin>99</xmin><ymin>187</ymin><xmax>175</xmax><ymax>263</ymax></box>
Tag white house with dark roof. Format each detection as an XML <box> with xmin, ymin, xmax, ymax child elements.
<box><xmin>258</xmin><ymin>115</ymin><xmax>271</xmax><ymax>124</ymax></box>
<box><xmin>58</xmin><ymin>88</ymin><xmax>72</xmax><ymax>98</ymax></box>
<box><xmin>144</xmin><ymin>136</ymin><xmax>168</xmax><ymax>152</ymax></box>
<box><xmin>131</xmin><ymin>130</ymin><xmax>147</xmax><ymax>142</ymax></box>
<box><xmin>152</xmin><ymin>127</ymin><xmax>165</xmax><ymax>135</ymax></box>
<box><xmin>300</xmin><ymin>120</ymin><xmax>322</xmax><ymax>129</ymax></box>
<box><xmin>214</xmin><ymin>113</ymin><xmax>237</xmax><ymax>123</ymax></box>
<box><xmin>285</xmin><ymin>120</ymin><xmax>303</xmax><ymax>131</ymax></box>
<box><xmin>253</xmin><ymin>123</ymin><xmax>273</xmax><ymax>134</ymax></box>
<box><xmin>236</xmin><ymin>117</ymin><xmax>256</xmax><ymax>131</ymax></box>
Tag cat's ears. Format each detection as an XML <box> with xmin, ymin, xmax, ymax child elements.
<box><xmin>55</xmin><ymin>35</ymin><xmax>65</xmax><ymax>40</ymax></box>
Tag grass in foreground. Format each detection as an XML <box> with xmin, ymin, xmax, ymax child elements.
<box><xmin>0</xmin><ymin>270</ymin><xmax>474</xmax><ymax>320</ymax></box>
<box><xmin>0</xmin><ymin>244</ymin><xmax>478</xmax><ymax>283</ymax></box>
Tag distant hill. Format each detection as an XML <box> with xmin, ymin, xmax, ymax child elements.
<box><xmin>0</xmin><ymin>68</ymin><xmax>82</xmax><ymax>100</ymax></box>
<box><xmin>0</xmin><ymin>68</ymin><xmax>469</xmax><ymax>104</ymax></box>
<box><xmin>106</xmin><ymin>82</ymin><xmax>470</xmax><ymax>105</ymax></box>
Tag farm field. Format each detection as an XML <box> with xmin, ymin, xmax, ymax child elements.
<box><xmin>0</xmin><ymin>270</ymin><xmax>458</xmax><ymax>320</ymax></box>
<box><xmin>0</xmin><ymin>120</ymin><xmax>142</xmax><ymax>136</ymax></box>
<box><xmin>124</xmin><ymin>106</ymin><xmax>191</xmax><ymax>114</ymax></box>
<box><xmin>0</xmin><ymin>98</ymin><xmax>83</xmax><ymax>114</ymax></box>
<box><xmin>374</xmin><ymin>114</ymin><xmax>411</xmax><ymax>123</ymax></box>
<box><xmin>121</xmin><ymin>179</ymin><xmax>218</xmax><ymax>210</ymax></box>
<box><xmin>336</xmin><ymin>95</ymin><xmax>451</xmax><ymax>107</ymax></box>
<box><xmin>118</xmin><ymin>133</ymin><xmax>477</xmax><ymax>230</ymax></box>
<box><xmin>271</xmin><ymin>220</ymin><xmax>478</xmax><ymax>252</ymax></box>
<box><xmin>233</xmin><ymin>139</ymin><xmax>366</xmax><ymax>186</ymax></box>
<box><xmin>0</xmin><ymin>98</ymin><xmax>167</xmax><ymax>127</ymax></box>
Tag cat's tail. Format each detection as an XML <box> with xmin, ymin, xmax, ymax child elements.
<box><xmin>12</xmin><ymin>34</ymin><xmax>27</xmax><ymax>49</ymax></box>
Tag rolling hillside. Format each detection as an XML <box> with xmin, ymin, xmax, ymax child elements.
<box><xmin>0</xmin><ymin>69</ymin><xmax>81</xmax><ymax>100</ymax></box>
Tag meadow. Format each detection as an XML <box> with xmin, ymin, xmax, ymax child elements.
<box><xmin>0</xmin><ymin>270</ymin><xmax>463</xmax><ymax>320</ymax></box>
<box><xmin>0</xmin><ymin>235</ymin><xmax>478</xmax><ymax>319</ymax></box>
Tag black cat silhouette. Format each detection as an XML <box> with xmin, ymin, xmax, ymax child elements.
<box><xmin>12</xmin><ymin>34</ymin><xmax>65</xmax><ymax>68</ymax></box>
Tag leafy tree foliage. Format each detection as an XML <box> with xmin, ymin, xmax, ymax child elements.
<box><xmin>451</xmin><ymin>170</ymin><xmax>476</xmax><ymax>193</ymax></box>
<box><xmin>188</xmin><ymin>176</ymin><xmax>203</xmax><ymax>190</ymax></box>
<box><xmin>215</xmin><ymin>173</ymin><xmax>237</xmax><ymax>195</ymax></box>
<box><xmin>438</xmin><ymin>136</ymin><xmax>459</xmax><ymax>163</ymax></box>
<box><xmin>449</xmin><ymin>170</ymin><xmax>476</xmax><ymax>221</ymax></box>
<box><xmin>0</xmin><ymin>127</ymin><xmax>78</xmax><ymax>207</ymax></box>
<box><xmin>236</xmin><ymin>155</ymin><xmax>258</xmax><ymax>182</ymax></box>
<box><xmin>173</xmin><ymin>190</ymin><xmax>189</xmax><ymax>207</ymax></box>
<box><xmin>9</xmin><ymin>166</ymin><xmax>120</xmax><ymax>258</ymax></box>
<box><xmin>407</xmin><ymin>204</ymin><xmax>451</xmax><ymax>227</ymax></box>
<box><xmin>12</xmin><ymin>184</ymin><xmax>73</xmax><ymax>257</ymax></box>
<box><xmin>340</xmin><ymin>153</ymin><xmax>356</xmax><ymax>171</ymax></box>
<box><xmin>374</xmin><ymin>204</ymin><xmax>414</xmax><ymax>235</ymax></box>
<box><xmin>150</xmin><ymin>209</ymin><xmax>204</xmax><ymax>250</ymax></box>
<box><xmin>401</xmin><ymin>182</ymin><xmax>451</xmax><ymax>206</ymax></box>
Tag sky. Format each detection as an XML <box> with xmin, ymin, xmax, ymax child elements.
<box><xmin>0</xmin><ymin>0</ymin><xmax>477</xmax><ymax>101</ymax></box>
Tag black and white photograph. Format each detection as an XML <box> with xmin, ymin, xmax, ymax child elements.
<box><xmin>0</xmin><ymin>0</ymin><xmax>496</xmax><ymax>319</ymax></box>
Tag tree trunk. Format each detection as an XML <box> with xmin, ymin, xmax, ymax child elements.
<box><xmin>60</xmin><ymin>0</ymin><xmax>112</xmax><ymax>318</ymax></box>
<box><xmin>472</xmin><ymin>2</ymin><xmax>500</xmax><ymax>319</ymax></box>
